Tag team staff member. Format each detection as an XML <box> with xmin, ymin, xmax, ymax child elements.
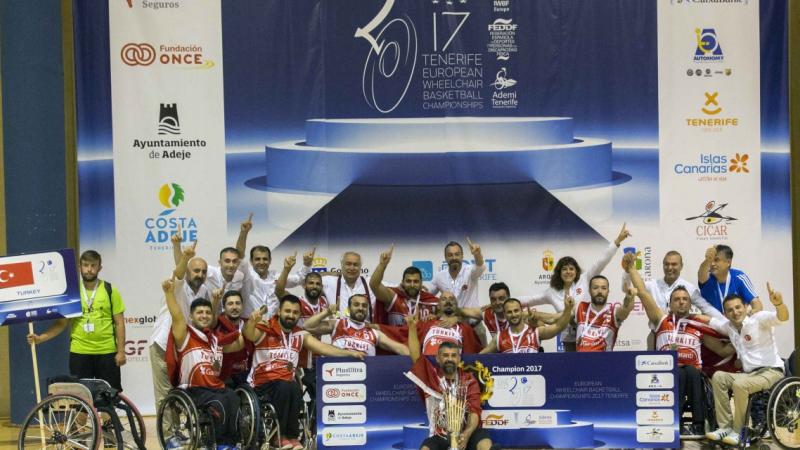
<box><xmin>698</xmin><ymin>245</ymin><xmax>762</xmax><ymax>313</ymax></box>
<box><xmin>370</xmin><ymin>245</ymin><xmax>440</xmax><ymax>325</ymax></box>
<box><xmin>303</xmin><ymin>294</ymin><xmax>409</xmax><ymax>356</ymax></box>
<box><xmin>322</xmin><ymin>251</ymin><xmax>377</xmax><ymax>318</ymax></box>
<box><xmin>705</xmin><ymin>286</ymin><xmax>788</xmax><ymax>446</ymax></box>
<box><xmin>28</xmin><ymin>250</ymin><xmax>127</xmax><ymax>390</ymax></box>
<box><xmin>520</xmin><ymin>223</ymin><xmax>631</xmax><ymax>351</ymax></box>
<box><xmin>575</xmin><ymin>275</ymin><xmax>635</xmax><ymax>352</ymax></box>
<box><xmin>480</xmin><ymin>296</ymin><xmax>573</xmax><ymax>354</ymax></box>
<box><xmin>244</xmin><ymin>295</ymin><xmax>364</xmax><ymax>450</ymax></box>
<box><xmin>428</xmin><ymin>238</ymin><xmax>485</xmax><ymax>309</ymax></box>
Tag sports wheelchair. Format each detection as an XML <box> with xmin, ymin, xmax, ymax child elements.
<box><xmin>242</xmin><ymin>370</ymin><xmax>315</xmax><ymax>450</ymax></box>
<box><xmin>156</xmin><ymin>386</ymin><xmax>259</xmax><ymax>450</ymax></box>
<box><xmin>18</xmin><ymin>376</ymin><xmax>146</xmax><ymax>449</ymax></box>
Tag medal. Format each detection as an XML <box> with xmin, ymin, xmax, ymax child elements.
<box><xmin>212</xmin><ymin>360</ymin><xmax>221</xmax><ymax>372</ymax></box>
<box><xmin>669</xmin><ymin>344</ymin><xmax>678</xmax><ymax>351</ymax></box>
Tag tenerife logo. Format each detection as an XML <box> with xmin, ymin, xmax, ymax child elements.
<box><xmin>693</xmin><ymin>28</ymin><xmax>723</xmax><ymax>63</ymax></box>
<box><xmin>145</xmin><ymin>183</ymin><xmax>197</xmax><ymax>249</ymax></box>
<box><xmin>121</xmin><ymin>42</ymin><xmax>214</xmax><ymax>68</ymax></box>
<box><xmin>686</xmin><ymin>92</ymin><xmax>739</xmax><ymax>129</ymax></box>
<box><xmin>158</xmin><ymin>104</ymin><xmax>180</xmax><ymax>135</ymax></box>
<box><xmin>687</xmin><ymin>201</ymin><xmax>736</xmax><ymax>240</ymax></box>
<box><xmin>158</xmin><ymin>183</ymin><xmax>184</xmax><ymax>216</ymax></box>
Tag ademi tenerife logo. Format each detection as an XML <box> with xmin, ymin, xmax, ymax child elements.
<box><xmin>321</xmin><ymin>362</ymin><xmax>367</xmax><ymax>382</ymax></box>
<box><xmin>686</xmin><ymin>91</ymin><xmax>739</xmax><ymax>131</ymax></box>
<box><xmin>133</xmin><ymin>103</ymin><xmax>207</xmax><ymax>161</ymax></box>
<box><xmin>145</xmin><ymin>183</ymin><xmax>198</xmax><ymax>250</ymax></box>
<box><xmin>121</xmin><ymin>42</ymin><xmax>214</xmax><ymax>68</ymax></box>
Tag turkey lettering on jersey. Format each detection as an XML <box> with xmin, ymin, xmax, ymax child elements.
<box><xmin>483</xmin><ymin>308</ymin><xmax>509</xmax><ymax>334</ymax></box>
<box><xmin>297</xmin><ymin>296</ymin><xmax>329</xmax><ymax>369</ymax></box>
<box><xmin>249</xmin><ymin>317</ymin><xmax>305</xmax><ymax>385</ymax></box>
<box><xmin>386</xmin><ymin>287</ymin><xmax>439</xmax><ymax>325</ymax></box>
<box><xmin>576</xmin><ymin>302</ymin><xmax>619</xmax><ymax>352</ymax></box>
<box><xmin>177</xmin><ymin>325</ymin><xmax>225</xmax><ymax>389</ymax></box>
<box><xmin>421</xmin><ymin>324</ymin><xmax>463</xmax><ymax>356</ymax></box>
<box><xmin>331</xmin><ymin>318</ymin><xmax>378</xmax><ymax>356</ymax></box>
<box><xmin>498</xmin><ymin>325</ymin><xmax>540</xmax><ymax>353</ymax></box>
<box><xmin>655</xmin><ymin>314</ymin><xmax>711</xmax><ymax>368</ymax></box>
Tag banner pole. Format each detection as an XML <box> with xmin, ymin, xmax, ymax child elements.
<box><xmin>28</xmin><ymin>322</ymin><xmax>46</xmax><ymax>447</ymax></box>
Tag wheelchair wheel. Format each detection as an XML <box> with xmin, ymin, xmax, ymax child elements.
<box><xmin>100</xmin><ymin>393</ymin><xmax>147</xmax><ymax>449</ymax></box>
<box><xmin>768</xmin><ymin>377</ymin><xmax>800</xmax><ymax>449</ymax></box>
<box><xmin>297</xmin><ymin>401</ymin><xmax>316</xmax><ymax>450</ymax></box>
<box><xmin>157</xmin><ymin>389</ymin><xmax>201</xmax><ymax>449</ymax></box>
<box><xmin>259</xmin><ymin>401</ymin><xmax>281</xmax><ymax>449</ymax></box>
<box><xmin>18</xmin><ymin>393</ymin><xmax>102</xmax><ymax>450</ymax></box>
<box><xmin>235</xmin><ymin>386</ymin><xmax>259</xmax><ymax>449</ymax></box>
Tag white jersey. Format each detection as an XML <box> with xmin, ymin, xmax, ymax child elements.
<box><xmin>429</xmin><ymin>262</ymin><xmax>486</xmax><ymax>309</ymax></box>
<box><xmin>710</xmin><ymin>311</ymin><xmax>784</xmax><ymax>373</ymax></box>
<box><xmin>239</xmin><ymin>260</ymin><xmax>309</xmax><ymax>318</ymax></box>
<box><xmin>149</xmin><ymin>279</ymin><xmax>209</xmax><ymax>350</ymax></box>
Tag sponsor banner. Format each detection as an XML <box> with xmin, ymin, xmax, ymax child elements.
<box><xmin>321</xmin><ymin>362</ymin><xmax>367</xmax><ymax>382</ymax></box>
<box><xmin>318</xmin><ymin>352</ymin><xmax>678</xmax><ymax>449</ymax></box>
<box><xmin>636</xmin><ymin>372</ymin><xmax>675</xmax><ymax>389</ymax></box>
<box><xmin>320</xmin><ymin>426</ymin><xmax>368</xmax><ymax>447</ymax></box>
<box><xmin>636</xmin><ymin>354</ymin><xmax>675</xmax><ymax>371</ymax></box>
<box><xmin>0</xmin><ymin>249</ymin><xmax>81</xmax><ymax>325</ymax></box>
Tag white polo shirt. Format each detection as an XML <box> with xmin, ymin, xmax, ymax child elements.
<box><xmin>148</xmin><ymin>278</ymin><xmax>209</xmax><ymax>350</ymax></box>
<box><xmin>239</xmin><ymin>260</ymin><xmax>309</xmax><ymax>318</ymax></box>
<box><xmin>205</xmin><ymin>265</ymin><xmax>244</xmax><ymax>293</ymax></box>
<box><xmin>709</xmin><ymin>311</ymin><xmax>783</xmax><ymax>373</ymax></box>
<box><xmin>323</xmin><ymin>275</ymin><xmax>375</xmax><ymax>317</ymax></box>
<box><xmin>429</xmin><ymin>262</ymin><xmax>486</xmax><ymax>309</ymax></box>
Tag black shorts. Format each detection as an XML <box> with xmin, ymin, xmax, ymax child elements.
<box><xmin>69</xmin><ymin>352</ymin><xmax>121</xmax><ymax>391</ymax></box>
<box><xmin>421</xmin><ymin>428</ymin><xmax>492</xmax><ymax>450</ymax></box>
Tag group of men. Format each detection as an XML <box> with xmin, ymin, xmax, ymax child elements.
<box><xmin>27</xmin><ymin>215</ymin><xmax>791</xmax><ymax>450</ymax></box>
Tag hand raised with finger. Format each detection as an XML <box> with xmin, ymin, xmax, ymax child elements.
<box><xmin>241</xmin><ymin>213</ymin><xmax>253</xmax><ymax>233</ymax></box>
<box><xmin>380</xmin><ymin>244</ymin><xmax>394</xmax><ymax>265</ymax></box>
<box><xmin>614</xmin><ymin>223</ymin><xmax>631</xmax><ymax>246</ymax></box>
<box><xmin>284</xmin><ymin>252</ymin><xmax>297</xmax><ymax>270</ymax></box>
<box><xmin>303</xmin><ymin>247</ymin><xmax>316</xmax><ymax>267</ymax></box>
<box><xmin>466</xmin><ymin>236</ymin><xmax>481</xmax><ymax>256</ymax></box>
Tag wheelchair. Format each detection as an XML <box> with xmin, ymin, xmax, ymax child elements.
<box><xmin>245</xmin><ymin>370</ymin><xmax>315</xmax><ymax>450</ymax></box>
<box><xmin>18</xmin><ymin>376</ymin><xmax>146</xmax><ymax>449</ymax></box>
<box><xmin>156</xmin><ymin>386</ymin><xmax>259</xmax><ymax>450</ymax></box>
<box><xmin>680</xmin><ymin>371</ymin><xmax>717</xmax><ymax>435</ymax></box>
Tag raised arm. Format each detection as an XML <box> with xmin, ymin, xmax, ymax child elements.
<box><xmin>171</xmin><ymin>226</ymin><xmax>184</xmax><ymax>266</ymax></box>
<box><xmin>174</xmin><ymin>241</ymin><xmax>197</xmax><ymax>280</ymax></box>
<box><xmin>624</xmin><ymin>252</ymin><xmax>664</xmax><ymax>324</ymax></box>
<box><xmin>586</xmin><ymin>223</ymin><xmax>630</xmax><ymax>279</ymax></box>
<box><xmin>275</xmin><ymin>253</ymin><xmax>297</xmax><ymax>300</ymax></box>
<box><xmin>767</xmin><ymin>282</ymin><xmax>789</xmax><ymax>322</ymax></box>
<box><xmin>538</xmin><ymin>296</ymin><xmax>575</xmax><ymax>340</ymax></box>
<box><xmin>164</xmin><ymin>276</ymin><xmax>188</xmax><ymax>347</ymax></box>
<box><xmin>286</xmin><ymin>248</ymin><xmax>315</xmax><ymax>288</ymax></box>
<box><xmin>209</xmin><ymin>288</ymin><xmax>223</xmax><ymax>329</ymax></box>
<box><xmin>303</xmin><ymin>303</ymin><xmax>337</xmax><ymax>335</ymax></box>
<box><xmin>615</xmin><ymin>285</ymin><xmax>637</xmax><ymax>323</ymax></box>
<box><xmin>303</xmin><ymin>334</ymin><xmax>365</xmax><ymax>360</ymax></box>
<box><xmin>243</xmin><ymin>308</ymin><xmax>266</xmax><ymax>343</ymax></box>
<box><xmin>406</xmin><ymin>308</ymin><xmax>421</xmax><ymax>363</ymax></box>
<box><xmin>698</xmin><ymin>246</ymin><xmax>715</xmax><ymax>285</ymax></box>
<box><xmin>370</xmin><ymin>245</ymin><xmax>398</xmax><ymax>307</ymax></box>
<box><xmin>466</xmin><ymin>237</ymin><xmax>486</xmax><ymax>280</ymax></box>
<box><xmin>236</xmin><ymin>213</ymin><xmax>253</xmax><ymax>260</ymax></box>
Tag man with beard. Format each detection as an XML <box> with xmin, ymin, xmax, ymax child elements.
<box><xmin>161</xmin><ymin>275</ymin><xmax>244</xmax><ymax>450</ymax></box>
<box><xmin>698</xmin><ymin>245</ymin><xmax>763</xmax><ymax>314</ymax></box>
<box><xmin>215</xmin><ymin>290</ymin><xmax>254</xmax><ymax>387</ymax></box>
<box><xmin>704</xmin><ymin>287</ymin><xmax>788</xmax><ymax>446</ymax></box>
<box><xmin>405</xmin><ymin>310</ymin><xmax>494</xmax><ymax>450</ymax></box>
<box><xmin>575</xmin><ymin>275</ymin><xmax>635</xmax><ymax>352</ymax></box>
<box><xmin>303</xmin><ymin>294</ymin><xmax>409</xmax><ymax>356</ymax></box>
<box><xmin>480</xmin><ymin>297</ymin><xmax>574</xmax><ymax>354</ymax></box>
<box><xmin>235</xmin><ymin>214</ymin><xmax>314</xmax><ymax>317</ymax></box>
<box><xmin>415</xmin><ymin>292</ymin><xmax>483</xmax><ymax>355</ymax></box>
<box><xmin>275</xmin><ymin>255</ymin><xmax>329</xmax><ymax>400</ymax></box>
<box><xmin>322</xmin><ymin>251</ymin><xmax>377</xmax><ymax>319</ymax></box>
<box><xmin>171</xmin><ymin>228</ymin><xmax>244</xmax><ymax>296</ymax></box>
<box><xmin>28</xmin><ymin>250</ymin><xmax>127</xmax><ymax>390</ymax></box>
<box><xmin>148</xmin><ymin>241</ymin><xmax>211</xmax><ymax>420</ymax></box>
<box><xmin>429</xmin><ymin>238</ymin><xmax>486</xmax><ymax>309</ymax></box>
<box><xmin>625</xmin><ymin>254</ymin><xmax>724</xmax><ymax>438</ymax></box>
<box><xmin>370</xmin><ymin>245</ymin><xmax>440</xmax><ymax>325</ymax></box>
<box><xmin>244</xmin><ymin>295</ymin><xmax>364</xmax><ymax>450</ymax></box>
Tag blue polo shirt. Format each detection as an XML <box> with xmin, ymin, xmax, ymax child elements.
<box><xmin>699</xmin><ymin>268</ymin><xmax>758</xmax><ymax>312</ymax></box>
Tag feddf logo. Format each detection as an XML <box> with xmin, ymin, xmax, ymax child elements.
<box><xmin>636</xmin><ymin>372</ymin><xmax>675</xmax><ymax>390</ymax></box>
<box><xmin>145</xmin><ymin>183</ymin><xmax>197</xmax><ymax>250</ymax></box>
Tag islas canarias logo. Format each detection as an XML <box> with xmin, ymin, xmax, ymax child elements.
<box><xmin>158</xmin><ymin>183</ymin><xmax>184</xmax><ymax>216</ymax></box>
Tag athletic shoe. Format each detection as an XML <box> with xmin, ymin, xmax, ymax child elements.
<box><xmin>289</xmin><ymin>438</ymin><xmax>304</xmax><ymax>450</ymax></box>
<box><xmin>706</xmin><ymin>427</ymin><xmax>733</xmax><ymax>441</ymax></box>
<box><xmin>165</xmin><ymin>436</ymin><xmax>185</xmax><ymax>450</ymax></box>
<box><xmin>721</xmin><ymin>432</ymin><xmax>741</xmax><ymax>446</ymax></box>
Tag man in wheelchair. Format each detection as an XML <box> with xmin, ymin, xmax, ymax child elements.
<box><xmin>704</xmin><ymin>285</ymin><xmax>789</xmax><ymax>446</ymax></box>
<box><xmin>163</xmin><ymin>275</ymin><xmax>246</xmax><ymax>450</ymax></box>
<box><xmin>244</xmin><ymin>294</ymin><xmax>365</xmax><ymax>450</ymax></box>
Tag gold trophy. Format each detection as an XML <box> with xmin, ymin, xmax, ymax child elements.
<box><xmin>440</xmin><ymin>381</ymin><xmax>468</xmax><ymax>450</ymax></box>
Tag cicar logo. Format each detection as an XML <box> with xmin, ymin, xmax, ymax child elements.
<box><xmin>145</xmin><ymin>182</ymin><xmax>198</xmax><ymax>249</ymax></box>
<box><xmin>686</xmin><ymin>201</ymin><xmax>736</xmax><ymax>240</ymax></box>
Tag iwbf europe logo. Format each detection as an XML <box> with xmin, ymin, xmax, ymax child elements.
<box><xmin>144</xmin><ymin>183</ymin><xmax>197</xmax><ymax>250</ymax></box>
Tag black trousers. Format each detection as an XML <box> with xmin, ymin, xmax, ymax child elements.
<box><xmin>678</xmin><ymin>365</ymin><xmax>705</xmax><ymax>425</ymax></box>
<box><xmin>69</xmin><ymin>352</ymin><xmax>122</xmax><ymax>391</ymax></box>
<box><xmin>185</xmin><ymin>386</ymin><xmax>240</xmax><ymax>445</ymax></box>
<box><xmin>301</xmin><ymin>366</ymin><xmax>316</xmax><ymax>402</ymax></box>
<box><xmin>421</xmin><ymin>428</ymin><xmax>492</xmax><ymax>450</ymax></box>
<box><xmin>256</xmin><ymin>380</ymin><xmax>303</xmax><ymax>439</ymax></box>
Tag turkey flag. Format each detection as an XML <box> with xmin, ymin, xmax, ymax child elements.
<box><xmin>0</xmin><ymin>261</ymin><xmax>35</xmax><ymax>289</ymax></box>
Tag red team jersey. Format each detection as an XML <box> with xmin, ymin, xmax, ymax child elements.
<box><xmin>386</xmin><ymin>287</ymin><xmax>439</xmax><ymax>325</ymax></box>
<box><xmin>655</xmin><ymin>314</ymin><xmax>712</xmax><ymax>369</ymax></box>
<box><xmin>297</xmin><ymin>296</ymin><xmax>329</xmax><ymax>369</ymax></box>
<box><xmin>249</xmin><ymin>317</ymin><xmax>305</xmax><ymax>385</ymax></box>
<box><xmin>497</xmin><ymin>325</ymin><xmax>540</xmax><ymax>353</ymax></box>
<box><xmin>483</xmin><ymin>309</ymin><xmax>509</xmax><ymax>334</ymax></box>
<box><xmin>176</xmin><ymin>325</ymin><xmax>226</xmax><ymax>389</ymax></box>
<box><xmin>216</xmin><ymin>315</ymin><xmax>253</xmax><ymax>381</ymax></box>
<box><xmin>331</xmin><ymin>319</ymin><xmax>379</xmax><ymax>356</ymax></box>
<box><xmin>417</xmin><ymin>320</ymin><xmax>483</xmax><ymax>356</ymax></box>
<box><xmin>576</xmin><ymin>302</ymin><xmax>620</xmax><ymax>352</ymax></box>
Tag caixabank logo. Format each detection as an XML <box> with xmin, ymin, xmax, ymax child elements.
<box><xmin>144</xmin><ymin>182</ymin><xmax>198</xmax><ymax>250</ymax></box>
<box><xmin>121</xmin><ymin>42</ymin><xmax>214</xmax><ymax>68</ymax></box>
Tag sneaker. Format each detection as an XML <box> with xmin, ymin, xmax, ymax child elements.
<box><xmin>289</xmin><ymin>438</ymin><xmax>304</xmax><ymax>450</ymax></box>
<box><xmin>166</xmin><ymin>436</ymin><xmax>185</xmax><ymax>450</ymax></box>
<box><xmin>721</xmin><ymin>432</ymin><xmax>741</xmax><ymax>446</ymax></box>
<box><xmin>706</xmin><ymin>427</ymin><xmax>733</xmax><ymax>441</ymax></box>
<box><xmin>278</xmin><ymin>438</ymin><xmax>294</xmax><ymax>450</ymax></box>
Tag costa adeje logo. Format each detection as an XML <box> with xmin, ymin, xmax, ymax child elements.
<box><xmin>145</xmin><ymin>183</ymin><xmax>198</xmax><ymax>249</ymax></box>
<box><xmin>121</xmin><ymin>42</ymin><xmax>214</xmax><ymax>68</ymax></box>
<box><xmin>693</xmin><ymin>28</ymin><xmax>723</xmax><ymax>63</ymax></box>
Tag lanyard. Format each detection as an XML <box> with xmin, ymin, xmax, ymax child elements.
<box><xmin>81</xmin><ymin>283</ymin><xmax>99</xmax><ymax>313</ymax></box>
<box><xmin>509</xmin><ymin>324</ymin><xmax>529</xmax><ymax>353</ymax></box>
<box><xmin>336</xmin><ymin>275</ymin><xmax>371</xmax><ymax>311</ymax></box>
<box><xmin>581</xmin><ymin>304</ymin><xmax>610</xmax><ymax>338</ymax></box>
<box><xmin>716</xmin><ymin>275</ymin><xmax>731</xmax><ymax>305</ymax></box>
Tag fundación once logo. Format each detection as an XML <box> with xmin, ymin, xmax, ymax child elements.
<box><xmin>121</xmin><ymin>42</ymin><xmax>214</xmax><ymax>68</ymax></box>
<box><xmin>693</xmin><ymin>28</ymin><xmax>724</xmax><ymax>62</ymax></box>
